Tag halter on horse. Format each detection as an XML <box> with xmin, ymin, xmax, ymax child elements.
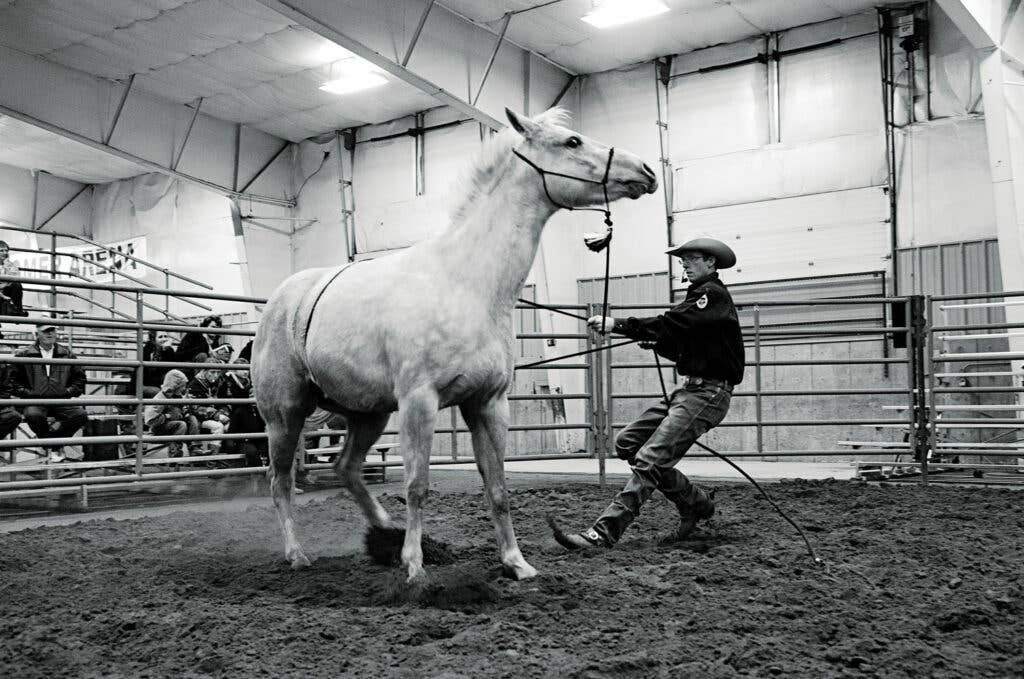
<box><xmin>251</xmin><ymin>107</ymin><xmax>657</xmax><ymax>582</ymax></box>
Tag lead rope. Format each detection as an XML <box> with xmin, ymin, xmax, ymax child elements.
<box><xmin>651</xmin><ymin>351</ymin><xmax>826</xmax><ymax>569</ymax></box>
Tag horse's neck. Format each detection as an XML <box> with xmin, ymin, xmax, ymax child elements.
<box><xmin>435</xmin><ymin>172</ymin><xmax>555</xmax><ymax>311</ymax></box>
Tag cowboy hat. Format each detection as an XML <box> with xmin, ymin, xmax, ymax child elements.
<box><xmin>665</xmin><ymin>237</ymin><xmax>736</xmax><ymax>269</ymax></box>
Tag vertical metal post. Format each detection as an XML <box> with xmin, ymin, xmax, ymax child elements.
<box><xmin>902</xmin><ymin>297</ymin><xmax>916</xmax><ymax>466</ymax></box>
<box><xmin>769</xmin><ymin>33</ymin><xmax>781</xmax><ymax>144</ymax></box>
<box><xmin>450</xmin><ymin>407</ymin><xmax>458</xmax><ymax>461</ymax></box>
<box><xmin>589</xmin><ymin>303</ymin><xmax>607</xmax><ymax>486</ymax></box>
<box><xmin>908</xmin><ymin>295</ymin><xmax>929</xmax><ymax>484</ymax></box>
<box><xmin>604</xmin><ymin>316</ymin><xmax>614</xmax><ymax>488</ymax></box>
<box><xmin>134</xmin><ymin>292</ymin><xmax>146</xmax><ymax>476</ymax></box>
<box><xmin>654</xmin><ymin>58</ymin><xmax>675</xmax><ymax>299</ymax></box>
<box><xmin>753</xmin><ymin>305</ymin><xmax>764</xmax><ymax>455</ymax></box>
<box><xmin>924</xmin><ymin>295</ymin><xmax>938</xmax><ymax>484</ymax></box>
<box><xmin>66</xmin><ymin>311</ymin><xmax>75</xmax><ymax>354</ymax></box>
<box><xmin>164</xmin><ymin>271</ymin><xmax>171</xmax><ymax>316</ymax></box>
<box><xmin>337</xmin><ymin>129</ymin><xmax>356</xmax><ymax>262</ymax></box>
<box><xmin>48</xmin><ymin>233</ymin><xmax>57</xmax><ymax>314</ymax></box>
<box><xmin>414</xmin><ymin>112</ymin><xmax>426</xmax><ymax>196</ymax></box>
<box><xmin>584</xmin><ymin>325</ymin><xmax>595</xmax><ymax>460</ymax></box>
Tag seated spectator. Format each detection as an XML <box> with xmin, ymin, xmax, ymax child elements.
<box><xmin>0</xmin><ymin>240</ymin><xmax>27</xmax><ymax>340</ymax></box>
<box><xmin>0</xmin><ymin>240</ymin><xmax>26</xmax><ymax>316</ymax></box>
<box><xmin>143</xmin><ymin>330</ymin><xmax>178</xmax><ymax>391</ymax></box>
<box><xmin>211</xmin><ymin>342</ymin><xmax>234</xmax><ymax>363</ymax></box>
<box><xmin>176</xmin><ymin>315</ymin><xmax>223</xmax><ymax>375</ymax></box>
<box><xmin>142</xmin><ymin>369</ymin><xmax>192</xmax><ymax>458</ymax></box>
<box><xmin>222</xmin><ymin>360</ymin><xmax>265</xmax><ymax>467</ymax></box>
<box><xmin>237</xmin><ymin>339</ymin><xmax>254</xmax><ymax>363</ymax></box>
<box><xmin>13</xmin><ymin>323</ymin><xmax>88</xmax><ymax>462</ymax></box>
<box><xmin>114</xmin><ymin>330</ymin><xmax>178</xmax><ymax>406</ymax></box>
<box><xmin>185</xmin><ymin>358</ymin><xmax>229</xmax><ymax>456</ymax></box>
<box><xmin>0</xmin><ymin>362</ymin><xmax>23</xmax><ymax>443</ymax></box>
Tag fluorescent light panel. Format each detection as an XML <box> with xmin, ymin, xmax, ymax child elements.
<box><xmin>581</xmin><ymin>0</ymin><xmax>670</xmax><ymax>28</ymax></box>
<box><xmin>315</xmin><ymin>41</ymin><xmax>388</xmax><ymax>95</ymax></box>
<box><xmin>319</xmin><ymin>71</ymin><xmax>388</xmax><ymax>95</ymax></box>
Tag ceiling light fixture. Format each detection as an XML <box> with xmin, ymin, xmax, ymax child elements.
<box><xmin>581</xmin><ymin>0</ymin><xmax>670</xmax><ymax>29</ymax></box>
<box><xmin>317</xmin><ymin>44</ymin><xmax>388</xmax><ymax>96</ymax></box>
<box><xmin>319</xmin><ymin>71</ymin><xmax>388</xmax><ymax>95</ymax></box>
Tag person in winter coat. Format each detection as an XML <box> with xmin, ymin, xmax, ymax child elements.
<box><xmin>143</xmin><ymin>369</ymin><xmax>193</xmax><ymax>458</ymax></box>
<box><xmin>13</xmin><ymin>323</ymin><xmax>88</xmax><ymax>461</ymax></box>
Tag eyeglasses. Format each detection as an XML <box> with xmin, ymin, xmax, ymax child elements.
<box><xmin>677</xmin><ymin>254</ymin><xmax>706</xmax><ymax>263</ymax></box>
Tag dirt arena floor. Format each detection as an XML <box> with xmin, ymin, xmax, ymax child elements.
<box><xmin>0</xmin><ymin>476</ymin><xmax>1021</xmax><ymax>678</ymax></box>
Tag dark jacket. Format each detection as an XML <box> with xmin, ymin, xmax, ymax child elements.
<box><xmin>185</xmin><ymin>373</ymin><xmax>228</xmax><ymax>422</ymax></box>
<box><xmin>13</xmin><ymin>342</ymin><xmax>88</xmax><ymax>398</ymax></box>
<box><xmin>176</xmin><ymin>331</ymin><xmax>213</xmax><ymax>365</ymax></box>
<box><xmin>143</xmin><ymin>342</ymin><xmax>177</xmax><ymax>388</ymax></box>
<box><xmin>612</xmin><ymin>272</ymin><xmax>745</xmax><ymax>384</ymax></box>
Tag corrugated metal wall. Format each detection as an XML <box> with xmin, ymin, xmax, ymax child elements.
<box><xmin>897</xmin><ymin>238</ymin><xmax>1004</xmax><ymax>327</ymax></box>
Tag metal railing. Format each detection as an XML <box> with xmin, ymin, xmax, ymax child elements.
<box><xmin>5</xmin><ymin>279</ymin><xmax>1022</xmax><ymax>508</ymax></box>
<box><xmin>1</xmin><ymin>224</ymin><xmax>213</xmax><ymax>322</ymax></box>
<box><xmin>0</xmin><ymin>278</ymin><xmax>597</xmax><ymax>506</ymax></box>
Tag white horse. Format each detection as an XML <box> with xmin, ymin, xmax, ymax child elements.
<box><xmin>252</xmin><ymin>107</ymin><xmax>657</xmax><ymax>582</ymax></box>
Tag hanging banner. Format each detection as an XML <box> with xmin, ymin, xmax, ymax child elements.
<box><xmin>55</xmin><ymin>236</ymin><xmax>149</xmax><ymax>281</ymax></box>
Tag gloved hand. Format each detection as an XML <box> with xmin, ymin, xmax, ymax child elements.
<box><xmin>586</xmin><ymin>315</ymin><xmax>616</xmax><ymax>334</ymax></box>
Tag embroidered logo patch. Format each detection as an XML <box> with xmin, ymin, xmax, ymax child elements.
<box><xmin>696</xmin><ymin>294</ymin><xmax>708</xmax><ymax>309</ymax></box>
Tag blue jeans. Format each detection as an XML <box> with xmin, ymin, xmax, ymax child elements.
<box><xmin>592</xmin><ymin>380</ymin><xmax>732</xmax><ymax>545</ymax></box>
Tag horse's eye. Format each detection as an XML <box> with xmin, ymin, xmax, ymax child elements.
<box><xmin>566</xmin><ymin>136</ymin><xmax>582</xmax><ymax>148</ymax></box>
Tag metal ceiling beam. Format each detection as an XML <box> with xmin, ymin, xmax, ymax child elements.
<box><xmin>171</xmin><ymin>97</ymin><xmax>203</xmax><ymax>171</ymax></box>
<box><xmin>435</xmin><ymin>1</ymin><xmax>575</xmax><ymax>76</ymax></box>
<box><xmin>402</xmin><ymin>0</ymin><xmax>435</xmax><ymax>66</ymax></box>
<box><xmin>0</xmin><ymin>103</ymin><xmax>295</xmax><ymax>208</ymax></box>
<box><xmin>103</xmin><ymin>74</ymin><xmax>135</xmax><ymax>145</ymax></box>
<box><xmin>258</xmin><ymin>0</ymin><xmax>504</xmax><ymax>130</ymax></box>
<box><xmin>37</xmin><ymin>184</ymin><xmax>92</xmax><ymax>231</ymax></box>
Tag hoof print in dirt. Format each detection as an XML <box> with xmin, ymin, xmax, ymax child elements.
<box><xmin>364</xmin><ymin>526</ymin><xmax>456</xmax><ymax>566</ymax></box>
<box><xmin>377</xmin><ymin>568</ymin><xmax>500</xmax><ymax>608</ymax></box>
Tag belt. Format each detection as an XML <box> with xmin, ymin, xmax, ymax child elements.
<box><xmin>678</xmin><ymin>374</ymin><xmax>732</xmax><ymax>391</ymax></box>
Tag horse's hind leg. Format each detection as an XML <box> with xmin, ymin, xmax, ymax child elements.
<box><xmin>397</xmin><ymin>387</ymin><xmax>440</xmax><ymax>582</ymax></box>
<box><xmin>266</xmin><ymin>408</ymin><xmax>312</xmax><ymax>568</ymax></box>
<box><xmin>333</xmin><ymin>412</ymin><xmax>392</xmax><ymax>528</ymax></box>
<box><xmin>461</xmin><ymin>396</ymin><xmax>537</xmax><ymax>580</ymax></box>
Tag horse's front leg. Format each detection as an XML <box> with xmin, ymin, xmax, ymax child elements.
<box><xmin>398</xmin><ymin>387</ymin><xmax>440</xmax><ymax>583</ymax></box>
<box><xmin>461</xmin><ymin>395</ymin><xmax>537</xmax><ymax>580</ymax></box>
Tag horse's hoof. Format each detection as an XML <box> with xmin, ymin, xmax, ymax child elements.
<box><xmin>289</xmin><ymin>552</ymin><xmax>311</xmax><ymax>570</ymax></box>
<box><xmin>406</xmin><ymin>564</ymin><xmax>428</xmax><ymax>585</ymax></box>
<box><xmin>502</xmin><ymin>561</ymin><xmax>538</xmax><ymax>581</ymax></box>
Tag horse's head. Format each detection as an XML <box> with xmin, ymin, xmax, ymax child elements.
<box><xmin>506</xmin><ymin>107</ymin><xmax>658</xmax><ymax>210</ymax></box>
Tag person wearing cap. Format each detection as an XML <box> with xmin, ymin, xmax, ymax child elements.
<box><xmin>551</xmin><ymin>237</ymin><xmax>745</xmax><ymax>550</ymax></box>
<box><xmin>12</xmin><ymin>323</ymin><xmax>88</xmax><ymax>462</ymax></box>
<box><xmin>143</xmin><ymin>369</ymin><xmax>193</xmax><ymax>458</ymax></box>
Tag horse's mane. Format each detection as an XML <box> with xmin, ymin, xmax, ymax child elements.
<box><xmin>448</xmin><ymin>108</ymin><xmax>572</xmax><ymax>224</ymax></box>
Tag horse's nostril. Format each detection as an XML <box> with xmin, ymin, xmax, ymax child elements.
<box><xmin>642</xmin><ymin>163</ymin><xmax>655</xmax><ymax>179</ymax></box>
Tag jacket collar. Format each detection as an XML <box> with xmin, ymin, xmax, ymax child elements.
<box><xmin>686</xmin><ymin>271</ymin><xmax>720</xmax><ymax>290</ymax></box>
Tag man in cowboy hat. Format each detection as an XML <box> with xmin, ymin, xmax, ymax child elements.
<box><xmin>551</xmin><ymin>236</ymin><xmax>745</xmax><ymax>549</ymax></box>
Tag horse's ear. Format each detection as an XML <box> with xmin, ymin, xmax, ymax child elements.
<box><xmin>505</xmin><ymin>107</ymin><xmax>539</xmax><ymax>138</ymax></box>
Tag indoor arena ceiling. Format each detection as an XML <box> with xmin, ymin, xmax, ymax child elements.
<box><xmin>0</xmin><ymin>0</ymin><xmax>907</xmax><ymax>185</ymax></box>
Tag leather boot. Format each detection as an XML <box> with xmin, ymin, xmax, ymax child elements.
<box><xmin>661</xmin><ymin>486</ymin><xmax>716</xmax><ymax>544</ymax></box>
